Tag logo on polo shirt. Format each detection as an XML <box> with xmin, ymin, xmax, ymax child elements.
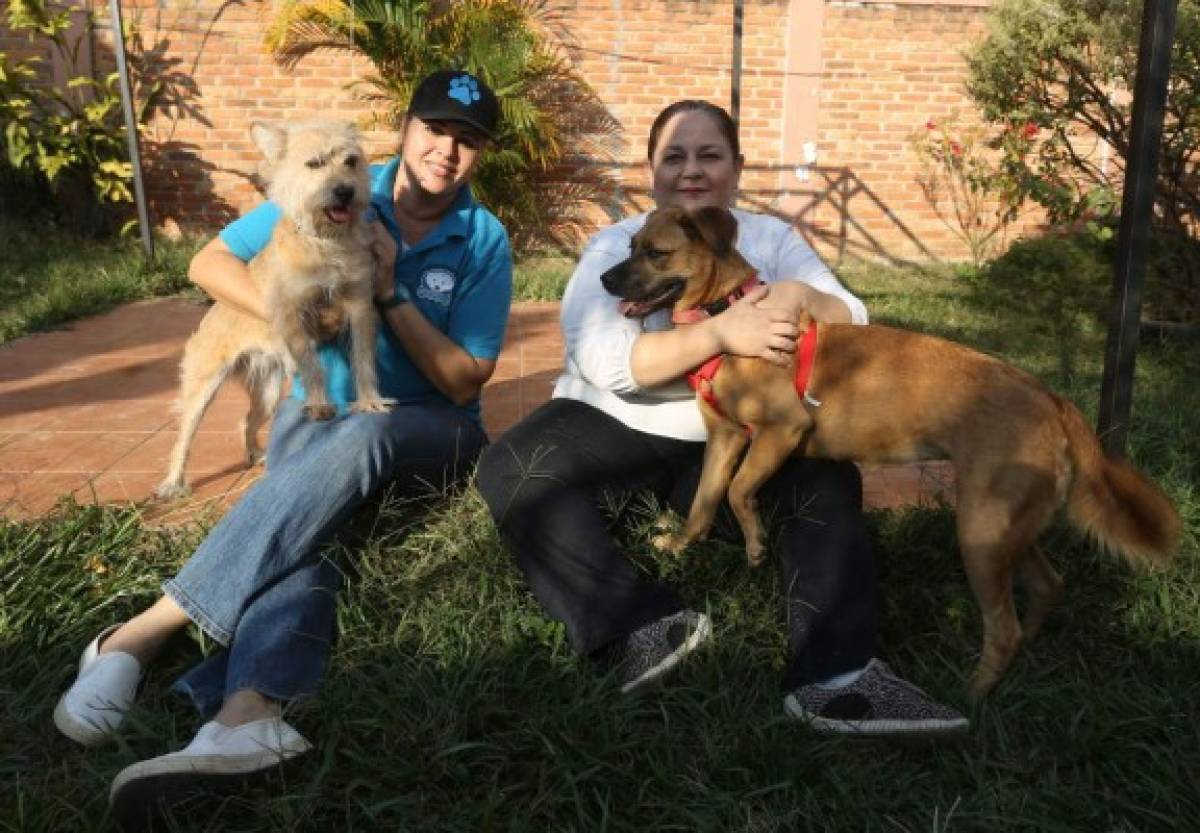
<box><xmin>418</xmin><ymin>267</ymin><xmax>456</xmax><ymax>306</ymax></box>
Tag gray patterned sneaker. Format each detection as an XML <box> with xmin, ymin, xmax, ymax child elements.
<box><xmin>611</xmin><ymin>610</ymin><xmax>712</xmax><ymax>695</ymax></box>
<box><xmin>783</xmin><ymin>659</ymin><xmax>968</xmax><ymax>738</ymax></box>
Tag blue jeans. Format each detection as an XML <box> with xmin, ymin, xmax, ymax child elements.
<box><xmin>163</xmin><ymin>397</ymin><xmax>487</xmax><ymax>718</ymax></box>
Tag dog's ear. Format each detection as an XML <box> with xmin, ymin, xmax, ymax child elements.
<box><xmin>250</xmin><ymin>122</ymin><xmax>288</xmax><ymax>165</ymax></box>
<box><xmin>681</xmin><ymin>206</ymin><xmax>738</xmax><ymax>257</ymax></box>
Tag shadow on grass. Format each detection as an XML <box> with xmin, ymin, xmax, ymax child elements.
<box><xmin>3</xmin><ymin>493</ymin><xmax>1197</xmax><ymax>832</ymax></box>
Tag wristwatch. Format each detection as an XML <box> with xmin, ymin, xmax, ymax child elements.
<box><xmin>375</xmin><ymin>282</ymin><xmax>412</xmax><ymax>311</ymax></box>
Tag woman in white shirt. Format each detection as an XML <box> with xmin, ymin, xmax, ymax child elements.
<box><xmin>477</xmin><ymin>100</ymin><xmax>967</xmax><ymax>737</ymax></box>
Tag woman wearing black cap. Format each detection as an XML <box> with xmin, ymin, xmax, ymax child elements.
<box><xmin>54</xmin><ymin>70</ymin><xmax>511</xmax><ymax>817</ymax></box>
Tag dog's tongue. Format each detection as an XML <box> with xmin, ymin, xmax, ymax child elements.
<box><xmin>325</xmin><ymin>206</ymin><xmax>352</xmax><ymax>224</ymax></box>
<box><xmin>618</xmin><ymin>300</ymin><xmax>650</xmax><ymax>318</ymax></box>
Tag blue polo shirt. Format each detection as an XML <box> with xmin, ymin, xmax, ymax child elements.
<box><xmin>219</xmin><ymin>157</ymin><xmax>513</xmax><ymax>424</ymax></box>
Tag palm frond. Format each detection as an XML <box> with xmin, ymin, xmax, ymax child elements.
<box><xmin>266</xmin><ymin>1</ymin><xmax>359</xmax><ymax>70</ymax></box>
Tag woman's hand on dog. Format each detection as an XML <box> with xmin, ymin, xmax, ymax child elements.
<box><xmin>714</xmin><ymin>285</ymin><xmax>799</xmax><ymax>367</ymax></box>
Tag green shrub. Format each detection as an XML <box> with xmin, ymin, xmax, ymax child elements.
<box><xmin>987</xmin><ymin>228</ymin><xmax>1200</xmax><ymax>326</ymax></box>
<box><xmin>984</xmin><ymin>232</ymin><xmax>1112</xmax><ymax>317</ymax></box>
<box><xmin>978</xmin><ymin>231</ymin><xmax>1113</xmax><ymax>380</ymax></box>
<box><xmin>1144</xmin><ymin>231</ymin><xmax>1200</xmax><ymax>324</ymax></box>
<box><xmin>0</xmin><ymin>0</ymin><xmax>190</xmax><ymax>237</ymax></box>
<box><xmin>1</xmin><ymin>0</ymin><xmax>134</xmax><ymax>233</ymax></box>
<box><xmin>966</xmin><ymin>0</ymin><xmax>1200</xmax><ymax>233</ymax></box>
<box><xmin>909</xmin><ymin>114</ymin><xmax>1038</xmax><ymax>267</ymax></box>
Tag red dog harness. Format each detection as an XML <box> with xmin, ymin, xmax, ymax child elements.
<box><xmin>676</xmin><ymin>277</ymin><xmax>822</xmax><ymax>425</ymax></box>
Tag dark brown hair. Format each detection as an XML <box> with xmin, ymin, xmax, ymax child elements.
<box><xmin>646</xmin><ymin>100</ymin><xmax>740</xmax><ymax>161</ymax></box>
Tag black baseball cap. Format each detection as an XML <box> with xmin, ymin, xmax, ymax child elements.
<box><xmin>408</xmin><ymin>70</ymin><xmax>500</xmax><ymax>141</ymax></box>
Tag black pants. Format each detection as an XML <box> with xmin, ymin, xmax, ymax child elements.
<box><xmin>476</xmin><ymin>398</ymin><xmax>878</xmax><ymax>688</ymax></box>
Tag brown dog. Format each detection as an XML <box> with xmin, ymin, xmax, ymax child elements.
<box><xmin>600</xmin><ymin>205</ymin><xmax>1181</xmax><ymax>699</ymax></box>
<box><xmin>156</xmin><ymin>120</ymin><xmax>389</xmax><ymax>499</ymax></box>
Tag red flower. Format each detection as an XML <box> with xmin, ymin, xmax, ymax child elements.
<box><xmin>949</xmin><ymin>141</ymin><xmax>963</xmax><ymax>156</ymax></box>
<box><xmin>1022</xmin><ymin>121</ymin><xmax>1039</xmax><ymax>139</ymax></box>
<box><xmin>926</xmin><ymin>119</ymin><xmax>937</xmax><ymax>130</ymax></box>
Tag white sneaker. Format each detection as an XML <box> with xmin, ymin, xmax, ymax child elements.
<box><xmin>109</xmin><ymin>717</ymin><xmax>312</xmax><ymax>816</ymax></box>
<box><xmin>53</xmin><ymin>624</ymin><xmax>142</xmax><ymax>746</ymax></box>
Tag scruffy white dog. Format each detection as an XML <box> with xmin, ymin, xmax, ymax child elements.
<box><xmin>156</xmin><ymin>120</ymin><xmax>389</xmax><ymax>499</ymax></box>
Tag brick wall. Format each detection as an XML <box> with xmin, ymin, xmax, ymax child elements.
<box><xmin>811</xmin><ymin>0</ymin><xmax>998</xmax><ymax>261</ymax></box>
<box><xmin>5</xmin><ymin>0</ymin><xmax>1036</xmax><ymax>262</ymax></box>
<box><xmin>87</xmin><ymin>0</ymin><xmax>385</xmax><ymax>228</ymax></box>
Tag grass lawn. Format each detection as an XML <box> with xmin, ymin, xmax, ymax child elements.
<box><xmin>0</xmin><ymin>218</ymin><xmax>203</xmax><ymax>345</ymax></box>
<box><xmin>1</xmin><ymin>247</ymin><xmax>1197</xmax><ymax>830</ymax></box>
<box><xmin>512</xmin><ymin>254</ymin><xmax>575</xmax><ymax>301</ymax></box>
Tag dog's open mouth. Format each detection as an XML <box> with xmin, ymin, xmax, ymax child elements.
<box><xmin>616</xmin><ymin>280</ymin><xmax>685</xmax><ymax>318</ymax></box>
<box><xmin>324</xmin><ymin>206</ymin><xmax>353</xmax><ymax>225</ymax></box>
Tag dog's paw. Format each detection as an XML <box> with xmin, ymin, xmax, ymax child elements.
<box><xmin>154</xmin><ymin>480</ymin><xmax>190</xmax><ymax>501</ymax></box>
<box><xmin>349</xmin><ymin>398</ymin><xmax>392</xmax><ymax>414</ymax></box>
<box><xmin>303</xmin><ymin>403</ymin><xmax>337</xmax><ymax>421</ymax></box>
<box><xmin>651</xmin><ymin>511</ymin><xmax>677</xmax><ymax>531</ymax></box>
<box><xmin>652</xmin><ymin>532</ymin><xmax>690</xmax><ymax>556</ymax></box>
<box><xmin>966</xmin><ymin>668</ymin><xmax>999</xmax><ymax>704</ymax></box>
<box><xmin>739</xmin><ymin>535</ymin><xmax>768</xmax><ymax>568</ymax></box>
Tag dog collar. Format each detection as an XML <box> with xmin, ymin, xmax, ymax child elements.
<box><xmin>671</xmin><ymin>274</ymin><xmax>762</xmax><ymax>324</ymax></box>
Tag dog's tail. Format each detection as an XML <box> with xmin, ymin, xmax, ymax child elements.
<box><xmin>1057</xmin><ymin>395</ymin><xmax>1180</xmax><ymax>568</ymax></box>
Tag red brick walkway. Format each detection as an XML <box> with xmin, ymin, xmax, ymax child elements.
<box><xmin>0</xmin><ymin>298</ymin><xmax>953</xmax><ymax>524</ymax></box>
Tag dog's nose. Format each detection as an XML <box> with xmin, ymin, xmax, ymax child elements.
<box><xmin>600</xmin><ymin>263</ymin><xmax>625</xmax><ymax>294</ymax></box>
<box><xmin>333</xmin><ymin>185</ymin><xmax>355</xmax><ymax>206</ymax></box>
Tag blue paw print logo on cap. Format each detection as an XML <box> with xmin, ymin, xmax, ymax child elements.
<box><xmin>448</xmin><ymin>74</ymin><xmax>481</xmax><ymax>107</ymax></box>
